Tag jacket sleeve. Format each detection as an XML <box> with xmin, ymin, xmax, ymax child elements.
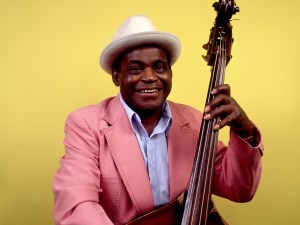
<box><xmin>212</xmin><ymin>128</ymin><xmax>264</xmax><ymax>202</ymax></box>
<box><xmin>53</xmin><ymin>111</ymin><xmax>114</xmax><ymax>225</ymax></box>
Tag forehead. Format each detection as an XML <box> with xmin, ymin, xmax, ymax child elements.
<box><xmin>120</xmin><ymin>46</ymin><xmax>169</xmax><ymax>64</ymax></box>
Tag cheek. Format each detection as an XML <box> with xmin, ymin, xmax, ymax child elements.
<box><xmin>165</xmin><ymin>77</ymin><xmax>172</xmax><ymax>93</ymax></box>
<box><xmin>165</xmin><ymin>84</ymin><xmax>172</xmax><ymax>98</ymax></box>
<box><xmin>119</xmin><ymin>78</ymin><xmax>136</xmax><ymax>96</ymax></box>
<box><xmin>121</xmin><ymin>74</ymin><xmax>138</xmax><ymax>85</ymax></box>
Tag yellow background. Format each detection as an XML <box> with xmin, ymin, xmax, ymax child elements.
<box><xmin>1</xmin><ymin>0</ymin><xmax>299</xmax><ymax>224</ymax></box>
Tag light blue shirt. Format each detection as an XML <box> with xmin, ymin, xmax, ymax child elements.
<box><xmin>119</xmin><ymin>94</ymin><xmax>172</xmax><ymax>207</ymax></box>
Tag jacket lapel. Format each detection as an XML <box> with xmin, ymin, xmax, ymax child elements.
<box><xmin>168</xmin><ymin>102</ymin><xmax>198</xmax><ymax>200</ymax></box>
<box><xmin>102</xmin><ymin>97</ymin><xmax>155</xmax><ymax>215</ymax></box>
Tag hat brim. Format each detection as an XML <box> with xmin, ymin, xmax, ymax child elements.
<box><xmin>100</xmin><ymin>31</ymin><xmax>181</xmax><ymax>75</ymax></box>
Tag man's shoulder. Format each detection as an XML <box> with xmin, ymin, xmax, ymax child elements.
<box><xmin>67</xmin><ymin>96</ymin><xmax>118</xmax><ymax>120</ymax></box>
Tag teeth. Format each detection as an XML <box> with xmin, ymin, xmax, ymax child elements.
<box><xmin>142</xmin><ymin>89</ymin><xmax>158</xmax><ymax>93</ymax></box>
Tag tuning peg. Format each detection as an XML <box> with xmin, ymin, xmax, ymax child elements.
<box><xmin>234</xmin><ymin>5</ymin><xmax>240</xmax><ymax>14</ymax></box>
<box><xmin>202</xmin><ymin>43</ymin><xmax>209</xmax><ymax>50</ymax></box>
<box><xmin>212</xmin><ymin>2</ymin><xmax>219</xmax><ymax>11</ymax></box>
<box><xmin>202</xmin><ymin>55</ymin><xmax>209</xmax><ymax>62</ymax></box>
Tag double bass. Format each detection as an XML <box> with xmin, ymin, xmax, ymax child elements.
<box><xmin>127</xmin><ymin>1</ymin><xmax>240</xmax><ymax>224</ymax></box>
<box><xmin>181</xmin><ymin>1</ymin><xmax>239</xmax><ymax>224</ymax></box>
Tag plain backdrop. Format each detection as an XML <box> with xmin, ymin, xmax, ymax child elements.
<box><xmin>1</xmin><ymin>0</ymin><xmax>299</xmax><ymax>224</ymax></box>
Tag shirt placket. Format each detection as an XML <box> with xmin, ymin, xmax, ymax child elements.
<box><xmin>146</xmin><ymin>138</ymin><xmax>159</xmax><ymax>204</ymax></box>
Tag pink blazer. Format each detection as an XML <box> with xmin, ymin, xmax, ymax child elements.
<box><xmin>53</xmin><ymin>96</ymin><xmax>263</xmax><ymax>225</ymax></box>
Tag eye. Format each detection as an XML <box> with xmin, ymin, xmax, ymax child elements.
<box><xmin>154</xmin><ymin>63</ymin><xmax>168</xmax><ymax>73</ymax></box>
<box><xmin>128</xmin><ymin>66</ymin><xmax>143</xmax><ymax>75</ymax></box>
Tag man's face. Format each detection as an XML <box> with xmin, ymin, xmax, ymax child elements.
<box><xmin>112</xmin><ymin>46</ymin><xmax>172</xmax><ymax>116</ymax></box>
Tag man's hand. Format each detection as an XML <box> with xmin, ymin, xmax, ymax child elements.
<box><xmin>203</xmin><ymin>84</ymin><xmax>256</xmax><ymax>141</ymax></box>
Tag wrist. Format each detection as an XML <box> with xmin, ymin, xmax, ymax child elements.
<box><xmin>241</xmin><ymin>128</ymin><xmax>258</xmax><ymax>146</ymax></box>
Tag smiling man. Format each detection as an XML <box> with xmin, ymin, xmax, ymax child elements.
<box><xmin>53</xmin><ymin>15</ymin><xmax>264</xmax><ymax>225</ymax></box>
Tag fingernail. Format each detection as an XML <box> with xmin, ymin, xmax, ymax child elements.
<box><xmin>204</xmin><ymin>106</ymin><xmax>210</xmax><ymax>113</ymax></box>
<box><xmin>204</xmin><ymin>114</ymin><xmax>210</xmax><ymax>120</ymax></box>
<box><xmin>213</xmin><ymin>124</ymin><xmax>220</xmax><ymax>130</ymax></box>
<box><xmin>211</xmin><ymin>89</ymin><xmax>217</xmax><ymax>94</ymax></box>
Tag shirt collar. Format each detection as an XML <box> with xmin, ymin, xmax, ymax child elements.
<box><xmin>118</xmin><ymin>93</ymin><xmax>172</xmax><ymax>135</ymax></box>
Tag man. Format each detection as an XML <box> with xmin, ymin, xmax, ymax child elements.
<box><xmin>53</xmin><ymin>15</ymin><xmax>263</xmax><ymax>225</ymax></box>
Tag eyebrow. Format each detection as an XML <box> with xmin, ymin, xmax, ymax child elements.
<box><xmin>126</xmin><ymin>59</ymin><xmax>143</xmax><ymax>65</ymax></box>
<box><xmin>126</xmin><ymin>59</ymin><xmax>168</xmax><ymax>65</ymax></box>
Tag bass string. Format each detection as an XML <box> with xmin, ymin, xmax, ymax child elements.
<box><xmin>197</xmin><ymin>34</ymin><xmax>228</xmax><ymax>224</ymax></box>
<box><xmin>186</xmin><ymin>35</ymin><xmax>227</xmax><ymax>225</ymax></box>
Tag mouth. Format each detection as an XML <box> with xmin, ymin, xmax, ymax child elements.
<box><xmin>140</xmin><ymin>89</ymin><xmax>159</xmax><ymax>93</ymax></box>
<box><xmin>136</xmin><ymin>88</ymin><xmax>161</xmax><ymax>98</ymax></box>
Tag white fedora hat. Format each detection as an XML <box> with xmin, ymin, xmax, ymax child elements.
<box><xmin>100</xmin><ymin>15</ymin><xmax>181</xmax><ymax>75</ymax></box>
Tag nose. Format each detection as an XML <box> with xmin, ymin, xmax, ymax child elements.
<box><xmin>142</xmin><ymin>67</ymin><xmax>157</xmax><ymax>82</ymax></box>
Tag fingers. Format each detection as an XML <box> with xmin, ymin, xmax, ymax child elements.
<box><xmin>204</xmin><ymin>93</ymin><xmax>232</xmax><ymax>115</ymax></box>
<box><xmin>203</xmin><ymin>84</ymin><xmax>256</xmax><ymax>138</ymax></box>
<box><xmin>203</xmin><ymin>84</ymin><xmax>241</xmax><ymax>130</ymax></box>
<box><xmin>211</xmin><ymin>84</ymin><xmax>231</xmax><ymax>96</ymax></box>
<box><xmin>204</xmin><ymin>84</ymin><xmax>231</xmax><ymax>113</ymax></box>
<box><xmin>204</xmin><ymin>103</ymin><xmax>240</xmax><ymax>130</ymax></box>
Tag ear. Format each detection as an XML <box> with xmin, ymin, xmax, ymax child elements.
<box><xmin>112</xmin><ymin>69</ymin><xmax>120</xmax><ymax>87</ymax></box>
